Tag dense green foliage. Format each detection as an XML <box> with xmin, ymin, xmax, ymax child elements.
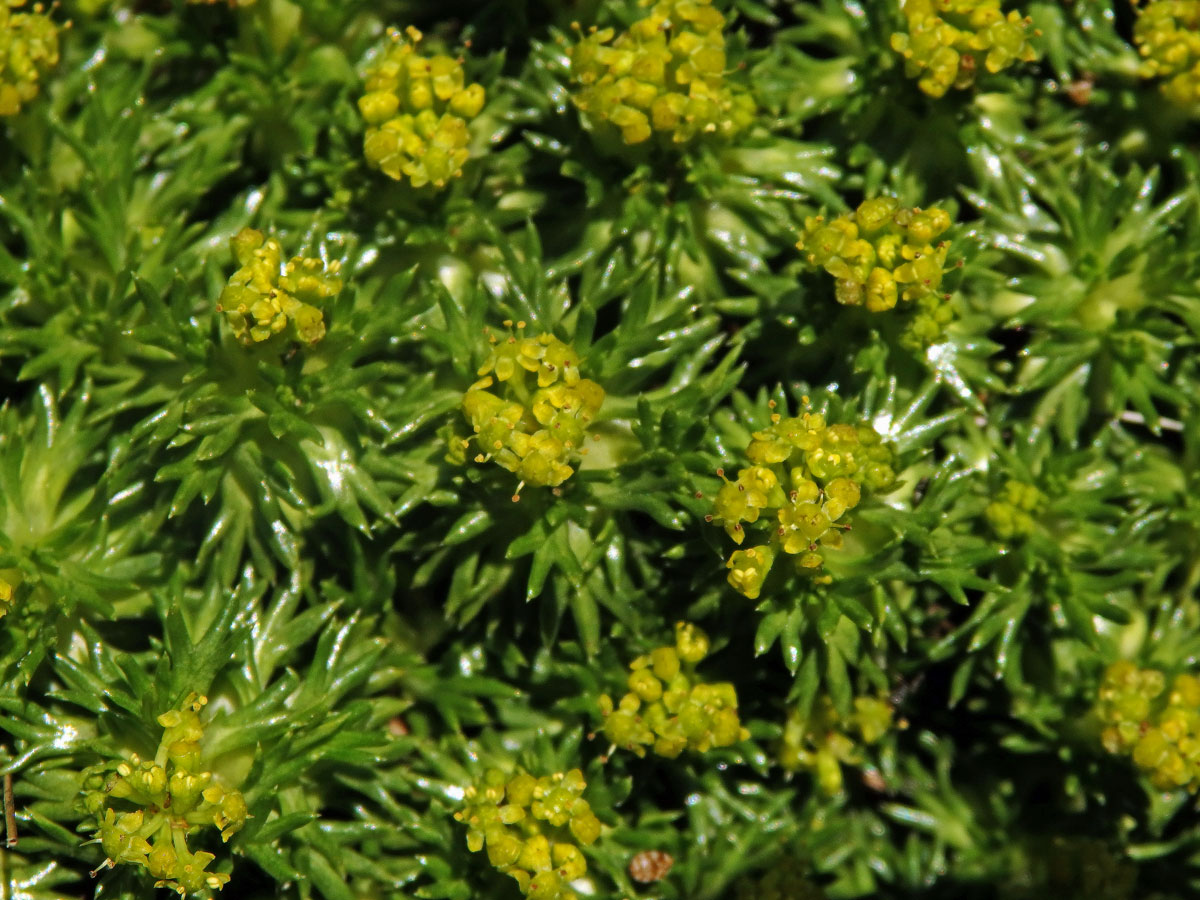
<box><xmin>2</xmin><ymin>0</ymin><xmax>1200</xmax><ymax>898</ymax></box>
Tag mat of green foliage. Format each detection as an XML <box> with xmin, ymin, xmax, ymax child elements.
<box><xmin>2</xmin><ymin>1</ymin><xmax>1200</xmax><ymax>898</ymax></box>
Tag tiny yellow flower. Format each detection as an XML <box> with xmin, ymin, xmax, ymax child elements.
<box><xmin>726</xmin><ymin>545</ymin><xmax>773</xmax><ymax>597</ymax></box>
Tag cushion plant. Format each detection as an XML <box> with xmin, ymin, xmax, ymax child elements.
<box><xmin>2</xmin><ymin>1</ymin><xmax>1199</xmax><ymax>898</ymax></box>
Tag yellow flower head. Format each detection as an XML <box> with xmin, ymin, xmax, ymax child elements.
<box><xmin>567</xmin><ymin>0</ymin><xmax>755</xmax><ymax>146</ymax></box>
<box><xmin>708</xmin><ymin>400</ymin><xmax>895</xmax><ymax>596</ymax></box>
<box><xmin>1096</xmin><ymin>660</ymin><xmax>1200</xmax><ymax>792</ymax></box>
<box><xmin>217</xmin><ymin>228</ymin><xmax>342</xmax><ymax>346</ymax></box>
<box><xmin>598</xmin><ymin>623</ymin><xmax>749</xmax><ymax>758</ymax></box>
<box><xmin>79</xmin><ymin>694</ymin><xmax>247</xmax><ymax>895</ymax></box>
<box><xmin>359</xmin><ymin>26</ymin><xmax>486</xmax><ymax>188</ymax></box>
<box><xmin>455</xmin><ymin>768</ymin><xmax>600</xmax><ymax>899</ymax></box>
<box><xmin>460</xmin><ymin>322</ymin><xmax>604</xmax><ymax>497</ymax></box>
<box><xmin>1134</xmin><ymin>1</ymin><xmax>1200</xmax><ymax>110</ymax></box>
<box><xmin>890</xmin><ymin>0</ymin><xmax>1039</xmax><ymax>98</ymax></box>
<box><xmin>0</xmin><ymin>1</ymin><xmax>61</xmax><ymax>117</ymax></box>
<box><xmin>798</xmin><ymin>196</ymin><xmax>956</xmax><ymax>346</ymax></box>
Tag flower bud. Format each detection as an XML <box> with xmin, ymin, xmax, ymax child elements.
<box><xmin>650</xmin><ymin>646</ymin><xmax>680</xmax><ymax>682</ymax></box>
<box><xmin>856</xmin><ymin>196</ymin><xmax>899</xmax><ymax>232</ymax></box>
<box><xmin>1172</xmin><ymin>675</ymin><xmax>1200</xmax><ymax>709</ymax></box>
<box><xmin>628</xmin><ymin>668</ymin><xmax>663</xmax><ymax>702</ymax></box>
<box><xmin>169</xmin><ymin>769</ymin><xmax>212</xmax><ymax>811</ymax></box>
<box><xmin>517</xmin><ymin>833</ymin><xmax>553</xmax><ymax>873</ymax></box>
<box><xmin>678</xmin><ymin>703</ymin><xmax>711</xmax><ymax>741</ymax></box>
<box><xmin>506</xmin><ymin>773</ymin><xmax>537</xmax><ymax>807</ymax></box>
<box><xmin>552</xmin><ymin>842</ymin><xmax>587</xmax><ymax>880</ymax></box>
<box><xmin>711</xmin><ymin>708</ymin><xmax>746</xmax><ymax>746</ymax></box>
<box><xmin>985</xmin><ymin>480</ymin><xmax>1044</xmax><ymax>541</ymax></box>
<box><xmin>569</xmin><ymin>806</ymin><xmax>602</xmax><ymax>845</ymax></box>
<box><xmin>1133</xmin><ymin>728</ymin><xmax>1170</xmax><ymax>770</ymax></box>
<box><xmin>146</xmin><ymin>842</ymin><xmax>178</xmax><ymax>880</ymax></box>
<box><xmin>653</xmin><ymin>734</ymin><xmax>688</xmax><ymax>758</ymax></box>
<box><xmin>675</xmin><ymin>621</ymin><xmax>710</xmax><ymax>663</ymax></box>
<box><xmin>486</xmin><ymin>826</ymin><xmax>523</xmax><ymax>867</ymax></box>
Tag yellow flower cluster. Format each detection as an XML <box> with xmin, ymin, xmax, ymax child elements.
<box><xmin>779</xmin><ymin>696</ymin><xmax>893</xmax><ymax>795</ymax></box>
<box><xmin>598</xmin><ymin>622</ymin><xmax>750</xmax><ymax>758</ymax></box>
<box><xmin>797</xmin><ymin>196</ymin><xmax>953</xmax><ymax>312</ymax></box>
<box><xmin>358</xmin><ymin>26</ymin><xmax>486</xmax><ymax>189</ymax></box>
<box><xmin>460</xmin><ymin>322</ymin><xmax>604</xmax><ymax>497</ymax></box>
<box><xmin>984</xmin><ymin>479</ymin><xmax>1044</xmax><ymax>541</ymax></box>
<box><xmin>1133</xmin><ymin>1</ymin><xmax>1200</xmax><ymax>110</ymax></box>
<box><xmin>454</xmin><ymin>768</ymin><xmax>602</xmax><ymax>900</ymax></box>
<box><xmin>79</xmin><ymin>694</ymin><xmax>248</xmax><ymax>896</ymax></box>
<box><xmin>708</xmin><ymin>401</ymin><xmax>895</xmax><ymax>599</ymax></box>
<box><xmin>0</xmin><ymin>575</ymin><xmax>11</xmax><ymax>618</ymax></box>
<box><xmin>0</xmin><ymin>1</ymin><xmax>60</xmax><ymax>117</ymax></box>
<box><xmin>1097</xmin><ymin>661</ymin><xmax>1200</xmax><ymax>792</ymax></box>
<box><xmin>566</xmin><ymin>0</ymin><xmax>756</xmax><ymax>146</ymax></box>
<box><xmin>217</xmin><ymin>227</ymin><xmax>342</xmax><ymax>346</ymax></box>
<box><xmin>890</xmin><ymin>0</ymin><xmax>1039</xmax><ymax>98</ymax></box>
